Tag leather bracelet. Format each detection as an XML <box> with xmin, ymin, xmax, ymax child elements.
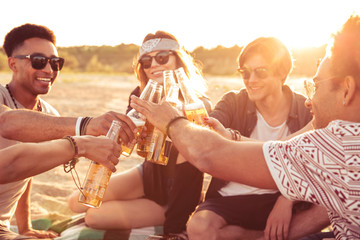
<box><xmin>63</xmin><ymin>136</ymin><xmax>79</xmax><ymax>173</ymax></box>
<box><xmin>166</xmin><ymin>116</ymin><xmax>187</xmax><ymax>137</ymax></box>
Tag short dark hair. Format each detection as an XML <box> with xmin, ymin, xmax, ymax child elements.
<box><xmin>330</xmin><ymin>15</ymin><xmax>360</xmax><ymax>82</ymax></box>
<box><xmin>3</xmin><ymin>23</ymin><xmax>56</xmax><ymax>57</ymax></box>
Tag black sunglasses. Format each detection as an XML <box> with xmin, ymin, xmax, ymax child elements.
<box><xmin>139</xmin><ymin>51</ymin><xmax>173</xmax><ymax>69</ymax></box>
<box><xmin>237</xmin><ymin>66</ymin><xmax>269</xmax><ymax>80</ymax></box>
<box><xmin>14</xmin><ymin>54</ymin><xmax>65</xmax><ymax>71</ymax></box>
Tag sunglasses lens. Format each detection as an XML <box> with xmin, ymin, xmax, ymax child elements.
<box><xmin>254</xmin><ymin>68</ymin><xmax>268</xmax><ymax>79</ymax></box>
<box><xmin>49</xmin><ymin>57</ymin><xmax>64</xmax><ymax>71</ymax></box>
<box><xmin>140</xmin><ymin>56</ymin><xmax>152</xmax><ymax>69</ymax></box>
<box><xmin>239</xmin><ymin>69</ymin><xmax>251</xmax><ymax>79</ymax></box>
<box><xmin>155</xmin><ymin>52</ymin><xmax>171</xmax><ymax>65</ymax></box>
<box><xmin>31</xmin><ymin>55</ymin><xmax>47</xmax><ymax>70</ymax></box>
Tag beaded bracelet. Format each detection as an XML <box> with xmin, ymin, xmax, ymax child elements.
<box><xmin>63</xmin><ymin>136</ymin><xmax>79</xmax><ymax>173</ymax></box>
<box><xmin>166</xmin><ymin>116</ymin><xmax>187</xmax><ymax>137</ymax></box>
<box><xmin>63</xmin><ymin>136</ymin><xmax>84</xmax><ymax>195</ymax></box>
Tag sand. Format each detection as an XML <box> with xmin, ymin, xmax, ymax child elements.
<box><xmin>0</xmin><ymin>72</ymin><xmax>305</xmax><ymax>225</ymax></box>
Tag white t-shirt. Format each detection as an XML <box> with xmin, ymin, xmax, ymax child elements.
<box><xmin>219</xmin><ymin>111</ymin><xmax>289</xmax><ymax>196</ymax></box>
<box><xmin>263</xmin><ymin>120</ymin><xmax>360</xmax><ymax>240</ymax></box>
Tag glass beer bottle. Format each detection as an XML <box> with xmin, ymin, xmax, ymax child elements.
<box><xmin>121</xmin><ymin>79</ymin><xmax>157</xmax><ymax>157</ymax></box>
<box><xmin>147</xmin><ymin>84</ymin><xmax>180</xmax><ymax>165</ymax></box>
<box><xmin>175</xmin><ymin>67</ymin><xmax>209</xmax><ymax>126</ymax></box>
<box><xmin>163</xmin><ymin>70</ymin><xmax>176</xmax><ymax>98</ymax></box>
<box><xmin>136</xmin><ymin>84</ymin><xmax>163</xmax><ymax>157</ymax></box>
<box><xmin>78</xmin><ymin>120</ymin><xmax>121</xmax><ymax>208</ymax></box>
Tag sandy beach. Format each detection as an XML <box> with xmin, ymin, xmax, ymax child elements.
<box><xmin>0</xmin><ymin>72</ymin><xmax>305</xmax><ymax>225</ymax></box>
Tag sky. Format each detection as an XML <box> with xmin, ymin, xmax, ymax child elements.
<box><xmin>0</xmin><ymin>0</ymin><xmax>358</xmax><ymax>51</ymax></box>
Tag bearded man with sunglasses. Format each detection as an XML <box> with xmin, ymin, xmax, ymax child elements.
<box><xmin>131</xmin><ymin>14</ymin><xmax>360</xmax><ymax>240</ymax></box>
<box><xmin>0</xmin><ymin>23</ymin><xmax>65</xmax><ymax>239</ymax></box>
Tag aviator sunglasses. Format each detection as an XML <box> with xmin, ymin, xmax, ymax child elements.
<box><xmin>237</xmin><ymin>66</ymin><xmax>269</xmax><ymax>80</ymax></box>
<box><xmin>139</xmin><ymin>51</ymin><xmax>174</xmax><ymax>69</ymax></box>
<box><xmin>14</xmin><ymin>54</ymin><xmax>65</xmax><ymax>71</ymax></box>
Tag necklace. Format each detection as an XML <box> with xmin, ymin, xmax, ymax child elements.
<box><xmin>5</xmin><ymin>84</ymin><xmax>42</xmax><ymax>112</ymax></box>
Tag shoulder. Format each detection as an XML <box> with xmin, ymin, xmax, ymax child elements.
<box><xmin>0</xmin><ymin>85</ymin><xmax>15</xmax><ymax>108</ymax></box>
<box><xmin>130</xmin><ymin>86</ymin><xmax>141</xmax><ymax>97</ymax></box>
<box><xmin>39</xmin><ymin>99</ymin><xmax>60</xmax><ymax>116</ymax></box>
<box><xmin>218</xmin><ymin>88</ymin><xmax>248</xmax><ymax>102</ymax></box>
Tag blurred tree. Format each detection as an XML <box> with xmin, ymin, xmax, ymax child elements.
<box><xmin>57</xmin><ymin>50</ymin><xmax>79</xmax><ymax>71</ymax></box>
<box><xmin>0</xmin><ymin>44</ymin><xmax>325</xmax><ymax>77</ymax></box>
<box><xmin>0</xmin><ymin>50</ymin><xmax>8</xmax><ymax>71</ymax></box>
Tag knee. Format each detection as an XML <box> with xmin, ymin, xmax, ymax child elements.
<box><xmin>68</xmin><ymin>192</ymin><xmax>84</xmax><ymax>213</ymax></box>
<box><xmin>84</xmin><ymin>208</ymin><xmax>102</xmax><ymax>229</ymax></box>
<box><xmin>187</xmin><ymin>212</ymin><xmax>213</xmax><ymax>239</ymax></box>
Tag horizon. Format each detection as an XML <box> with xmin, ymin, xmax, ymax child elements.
<box><xmin>0</xmin><ymin>0</ymin><xmax>358</xmax><ymax>51</ymax></box>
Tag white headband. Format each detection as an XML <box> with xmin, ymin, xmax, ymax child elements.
<box><xmin>139</xmin><ymin>38</ymin><xmax>180</xmax><ymax>60</ymax></box>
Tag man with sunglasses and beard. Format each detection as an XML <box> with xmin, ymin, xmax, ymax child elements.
<box><xmin>0</xmin><ymin>23</ymin><xmax>64</xmax><ymax>239</ymax></box>
<box><xmin>185</xmin><ymin>37</ymin><xmax>330</xmax><ymax>240</ymax></box>
<box><xmin>0</xmin><ymin>23</ymin><xmax>139</xmax><ymax>240</ymax></box>
<box><xmin>131</xmin><ymin>14</ymin><xmax>360</xmax><ymax>240</ymax></box>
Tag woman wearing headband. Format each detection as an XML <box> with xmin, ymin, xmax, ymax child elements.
<box><xmin>68</xmin><ymin>31</ymin><xmax>211</xmax><ymax>239</ymax></box>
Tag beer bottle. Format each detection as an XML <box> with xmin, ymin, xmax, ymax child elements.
<box><xmin>78</xmin><ymin>120</ymin><xmax>121</xmax><ymax>208</ymax></box>
<box><xmin>136</xmin><ymin>84</ymin><xmax>163</xmax><ymax>157</ymax></box>
<box><xmin>147</xmin><ymin>84</ymin><xmax>180</xmax><ymax>165</ymax></box>
<box><xmin>121</xmin><ymin>79</ymin><xmax>157</xmax><ymax>157</ymax></box>
<box><xmin>163</xmin><ymin>70</ymin><xmax>176</xmax><ymax>98</ymax></box>
<box><xmin>175</xmin><ymin>67</ymin><xmax>209</xmax><ymax>126</ymax></box>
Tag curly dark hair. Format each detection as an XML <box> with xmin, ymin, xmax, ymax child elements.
<box><xmin>3</xmin><ymin>23</ymin><xmax>56</xmax><ymax>57</ymax></box>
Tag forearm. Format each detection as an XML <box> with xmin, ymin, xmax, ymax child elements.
<box><xmin>168</xmin><ymin>119</ymin><xmax>277</xmax><ymax>189</ymax></box>
<box><xmin>0</xmin><ymin>139</ymin><xmax>75</xmax><ymax>183</ymax></box>
<box><xmin>0</xmin><ymin>110</ymin><xmax>76</xmax><ymax>142</ymax></box>
<box><xmin>15</xmin><ymin>179</ymin><xmax>32</xmax><ymax>234</ymax></box>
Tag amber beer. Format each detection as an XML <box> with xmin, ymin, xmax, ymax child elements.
<box><xmin>78</xmin><ymin>120</ymin><xmax>121</xmax><ymax>208</ymax></box>
<box><xmin>184</xmin><ymin>101</ymin><xmax>209</xmax><ymax>126</ymax></box>
<box><xmin>136</xmin><ymin>85</ymin><xmax>163</xmax><ymax>157</ymax></box>
<box><xmin>147</xmin><ymin>129</ymin><xmax>171</xmax><ymax>165</ymax></box>
<box><xmin>121</xmin><ymin>79</ymin><xmax>157</xmax><ymax>157</ymax></box>
<box><xmin>121</xmin><ymin>116</ymin><xmax>145</xmax><ymax>157</ymax></box>
<box><xmin>146</xmin><ymin>84</ymin><xmax>179</xmax><ymax>165</ymax></box>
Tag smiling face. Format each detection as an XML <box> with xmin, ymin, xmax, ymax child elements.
<box><xmin>142</xmin><ymin>50</ymin><xmax>178</xmax><ymax>84</ymax></box>
<box><xmin>242</xmin><ymin>54</ymin><xmax>283</xmax><ymax>103</ymax></box>
<box><xmin>10</xmin><ymin>37</ymin><xmax>60</xmax><ymax>97</ymax></box>
<box><xmin>305</xmin><ymin>56</ymin><xmax>344</xmax><ymax>129</ymax></box>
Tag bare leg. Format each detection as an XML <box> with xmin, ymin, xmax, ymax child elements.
<box><xmin>211</xmin><ymin>204</ymin><xmax>330</xmax><ymax>240</ymax></box>
<box><xmin>85</xmin><ymin>198</ymin><xmax>165</xmax><ymax>229</ymax></box>
<box><xmin>68</xmin><ymin>166</ymin><xmax>145</xmax><ymax>212</ymax></box>
<box><xmin>287</xmin><ymin>204</ymin><xmax>330</xmax><ymax>240</ymax></box>
<box><xmin>187</xmin><ymin>210</ymin><xmax>226</xmax><ymax>240</ymax></box>
<box><xmin>68</xmin><ymin>165</ymin><xmax>166</xmax><ymax>229</ymax></box>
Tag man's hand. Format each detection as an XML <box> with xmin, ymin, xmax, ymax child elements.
<box><xmin>264</xmin><ymin>196</ymin><xmax>293</xmax><ymax>240</ymax></box>
<box><xmin>130</xmin><ymin>95</ymin><xmax>181</xmax><ymax>133</ymax></box>
<box><xmin>86</xmin><ymin>111</ymin><xmax>137</xmax><ymax>146</ymax></box>
<box><xmin>75</xmin><ymin>135</ymin><xmax>122</xmax><ymax>172</ymax></box>
<box><xmin>203</xmin><ymin>117</ymin><xmax>232</xmax><ymax>139</ymax></box>
<box><xmin>22</xmin><ymin>228</ymin><xmax>59</xmax><ymax>239</ymax></box>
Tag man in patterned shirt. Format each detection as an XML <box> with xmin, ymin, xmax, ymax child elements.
<box><xmin>130</xmin><ymin>14</ymin><xmax>360</xmax><ymax>240</ymax></box>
